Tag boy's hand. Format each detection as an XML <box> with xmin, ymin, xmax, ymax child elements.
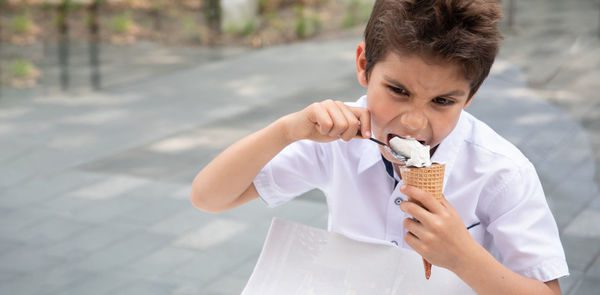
<box><xmin>284</xmin><ymin>99</ymin><xmax>371</xmax><ymax>143</ymax></box>
<box><xmin>398</xmin><ymin>184</ymin><xmax>478</xmax><ymax>272</ymax></box>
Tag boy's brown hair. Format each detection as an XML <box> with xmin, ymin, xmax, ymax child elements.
<box><xmin>364</xmin><ymin>0</ymin><xmax>503</xmax><ymax>99</ymax></box>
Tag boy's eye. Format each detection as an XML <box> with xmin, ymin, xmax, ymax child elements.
<box><xmin>388</xmin><ymin>86</ymin><xmax>408</xmax><ymax>96</ymax></box>
<box><xmin>432</xmin><ymin>97</ymin><xmax>454</xmax><ymax>105</ymax></box>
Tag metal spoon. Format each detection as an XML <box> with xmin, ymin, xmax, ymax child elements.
<box><xmin>356</xmin><ymin>131</ymin><xmax>407</xmax><ymax>162</ymax></box>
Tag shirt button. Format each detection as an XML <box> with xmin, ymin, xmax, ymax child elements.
<box><xmin>394</xmin><ymin>197</ymin><xmax>403</xmax><ymax>205</ymax></box>
<box><xmin>391</xmin><ymin>240</ymin><xmax>398</xmax><ymax>246</ymax></box>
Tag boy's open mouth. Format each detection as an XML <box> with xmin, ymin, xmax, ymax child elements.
<box><xmin>386</xmin><ymin>134</ymin><xmax>426</xmax><ymax>147</ymax></box>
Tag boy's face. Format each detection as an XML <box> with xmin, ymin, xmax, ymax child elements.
<box><xmin>355</xmin><ymin>42</ymin><xmax>473</xmax><ymax>163</ymax></box>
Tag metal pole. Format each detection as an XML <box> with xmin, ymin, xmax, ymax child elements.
<box><xmin>88</xmin><ymin>0</ymin><xmax>101</xmax><ymax>90</ymax></box>
<box><xmin>0</xmin><ymin>4</ymin><xmax>3</xmax><ymax>100</ymax></box>
<box><xmin>507</xmin><ymin>0</ymin><xmax>515</xmax><ymax>29</ymax></box>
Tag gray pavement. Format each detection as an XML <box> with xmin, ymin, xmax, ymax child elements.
<box><xmin>1</xmin><ymin>0</ymin><xmax>600</xmax><ymax>294</ymax></box>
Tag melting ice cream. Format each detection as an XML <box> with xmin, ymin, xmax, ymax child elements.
<box><xmin>389</xmin><ymin>137</ymin><xmax>432</xmax><ymax>167</ymax></box>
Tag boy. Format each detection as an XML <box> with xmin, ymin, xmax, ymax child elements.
<box><xmin>191</xmin><ymin>0</ymin><xmax>569</xmax><ymax>293</ymax></box>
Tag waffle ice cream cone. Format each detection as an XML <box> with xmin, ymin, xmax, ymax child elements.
<box><xmin>399</xmin><ymin>162</ymin><xmax>445</xmax><ymax>280</ymax></box>
<box><xmin>399</xmin><ymin>163</ymin><xmax>445</xmax><ymax>204</ymax></box>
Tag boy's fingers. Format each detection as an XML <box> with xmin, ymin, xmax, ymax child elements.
<box><xmin>350</xmin><ymin>106</ymin><xmax>371</xmax><ymax>138</ymax></box>
<box><xmin>399</xmin><ymin>200</ymin><xmax>433</xmax><ymax>225</ymax></box>
<box><xmin>403</xmin><ymin>217</ymin><xmax>426</xmax><ymax>239</ymax></box>
<box><xmin>324</xmin><ymin>100</ymin><xmax>349</xmax><ymax>137</ymax></box>
<box><xmin>337</xmin><ymin>102</ymin><xmax>360</xmax><ymax>141</ymax></box>
<box><xmin>310</xmin><ymin>103</ymin><xmax>333</xmax><ymax>135</ymax></box>
<box><xmin>400</xmin><ymin>184</ymin><xmax>444</xmax><ymax>214</ymax></box>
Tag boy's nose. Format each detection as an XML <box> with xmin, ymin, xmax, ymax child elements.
<box><xmin>400</xmin><ymin>111</ymin><xmax>427</xmax><ymax>132</ymax></box>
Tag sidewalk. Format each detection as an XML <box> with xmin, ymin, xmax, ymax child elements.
<box><xmin>1</xmin><ymin>1</ymin><xmax>599</xmax><ymax>295</ymax></box>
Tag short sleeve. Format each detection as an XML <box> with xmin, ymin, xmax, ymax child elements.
<box><xmin>253</xmin><ymin>139</ymin><xmax>330</xmax><ymax>208</ymax></box>
<box><xmin>481</xmin><ymin>162</ymin><xmax>569</xmax><ymax>282</ymax></box>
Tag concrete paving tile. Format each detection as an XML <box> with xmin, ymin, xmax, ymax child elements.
<box><xmin>148</xmin><ymin>207</ymin><xmax>215</xmax><ymax>237</ymax></box>
<box><xmin>80</xmin><ymin>147</ymin><xmax>217</xmax><ymax>183</ymax></box>
<box><xmin>19</xmin><ymin>265</ymin><xmax>94</xmax><ymax>295</ymax></box>
<box><xmin>228</xmin><ymin>219</ymin><xmax>280</xmax><ymax>250</ymax></box>
<box><xmin>44</xmin><ymin>223</ymin><xmax>139</xmax><ymax>261</ymax></box>
<box><xmin>167</xmin><ymin>185</ymin><xmax>193</xmax><ymax>201</ymax></box>
<box><xmin>202</xmin><ymin>273</ymin><xmax>248</xmax><ymax>295</ymax></box>
<box><xmin>0</xmin><ymin>269</ymin><xmax>24</xmax><ymax>284</ymax></box>
<box><xmin>0</xmin><ymin>244</ymin><xmax>66</xmax><ymax>273</ymax></box>
<box><xmin>170</xmin><ymin>247</ymin><xmax>258</xmax><ymax>286</ymax></box>
<box><xmin>590</xmin><ymin>196</ymin><xmax>600</xmax><ymax>210</ymax></box>
<box><xmin>0</xmin><ymin>147</ymin><xmax>89</xmax><ymax>189</ymax></box>
<box><xmin>40</xmin><ymin>193</ymin><xmax>99</xmax><ymax>218</ymax></box>
<box><xmin>547</xmin><ymin>198</ymin><xmax>587</xmax><ymax>231</ymax></box>
<box><xmin>111</xmin><ymin>280</ymin><xmax>178</xmax><ymax>295</ymax></box>
<box><xmin>125</xmin><ymin>180</ymin><xmax>191</xmax><ymax>200</ymax></box>
<box><xmin>64</xmin><ymin>196</ymin><xmax>144</xmax><ymax>224</ymax></box>
<box><xmin>230</xmin><ymin>256</ymin><xmax>261</xmax><ymax>279</ymax></box>
<box><xmin>546</xmin><ymin>171</ymin><xmax>598</xmax><ymax>204</ymax></box>
<box><xmin>166</xmin><ymin>164</ymin><xmax>213</xmax><ymax>185</ymax></box>
<box><xmin>57</xmin><ymin>272</ymin><xmax>132</xmax><ymax>295</ymax></box>
<box><xmin>0</xmin><ymin>237</ymin><xmax>24</xmax><ymax>256</ymax></box>
<box><xmin>529</xmin><ymin>127</ymin><xmax>591</xmax><ymax>172</ymax></box>
<box><xmin>0</xmin><ymin>207</ymin><xmax>54</xmax><ymax>237</ymax></box>
<box><xmin>561</xmin><ymin>234</ymin><xmax>600</xmax><ymax>272</ymax></box>
<box><xmin>66</xmin><ymin>174</ymin><xmax>152</xmax><ymax>201</ymax></box>
<box><xmin>0</xmin><ymin>175</ymin><xmax>85</xmax><ymax>210</ymax></box>
<box><xmin>564</xmin><ymin>209</ymin><xmax>600</xmax><ymax>238</ymax></box>
<box><xmin>118</xmin><ymin>246</ymin><xmax>200</xmax><ymax>278</ymax></box>
<box><xmin>572</xmin><ymin>276</ymin><xmax>600</xmax><ymax>295</ymax></box>
<box><xmin>302</xmin><ymin>211</ymin><xmax>330</xmax><ymax>230</ymax></box>
<box><xmin>15</xmin><ymin>215</ymin><xmax>91</xmax><ymax>247</ymax></box>
<box><xmin>173</xmin><ymin>218</ymin><xmax>249</xmax><ymax>251</ymax></box>
<box><xmin>585</xmin><ymin>254</ymin><xmax>600</xmax><ymax>279</ymax></box>
<box><xmin>218</xmin><ymin>197</ymin><xmax>279</xmax><ymax>223</ymax></box>
<box><xmin>147</xmin><ymin>127</ymin><xmax>256</xmax><ymax>154</ymax></box>
<box><xmin>115</xmin><ymin>196</ymin><xmax>187</xmax><ymax>226</ymax></box>
<box><xmin>0</xmin><ymin>206</ymin><xmax>11</xmax><ymax>217</ymax></box>
<box><xmin>74</xmin><ymin>231</ymin><xmax>171</xmax><ymax>272</ymax></box>
<box><xmin>0</xmin><ymin>274</ymin><xmax>47</xmax><ymax>295</ymax></box>
<box><xmin>0</xmin><ymin>139</ymin><xmax>36</xmax><ymax>165</ymax></box>
<box><xmin>168</xmin><ymin>283</ymin><xmax>208</xmax><ymax>295</ymax></box>
<box><xmin>559</xmin><ymin>269</ymin><xmax>583</xmax><ymax>295</ymax></box>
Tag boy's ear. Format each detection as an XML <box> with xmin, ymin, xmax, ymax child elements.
<box><xmin>356</xmin><ymin>42</ymin><xmax>368</xmax><ymax>87</ymax></box>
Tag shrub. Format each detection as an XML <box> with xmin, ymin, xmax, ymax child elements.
<box><xmin>10</xmin><ymin>59</ymin><xmax>34</xmax><ymax>78</ymax></box>
<box><xmin>110</xmin><ymin>11</ymin><xmax>133</xmax><ymax>34</ymax></box>
<box><xmin>10</xmin><ymin>14</ymin><xmax>34</xmax><ymax>34</ymax></box>
<box><xmin>341</xmin><ymin>0</ymin><xmax>373</xmax><ymax>29</ymax></box>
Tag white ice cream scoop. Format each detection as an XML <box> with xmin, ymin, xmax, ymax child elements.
<box><xmin>389</xmin><ymin>136</ymin><xmax>432</xmax><ymax>167</ymax></box>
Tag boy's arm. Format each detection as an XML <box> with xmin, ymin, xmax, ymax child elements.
<box><xmin>452</xmin><ymin>245</ymin><xmax>561</xmax><ymax>295</ymax></box>
<box><xmin>191</xmin><ymin>100</ymin><xmax>371</xmax><ymax>213</ymax></box>
<box><xmin>400</xmin><ymin>185</ymin><xmax>562</xmax><ymax>295</ymax></box>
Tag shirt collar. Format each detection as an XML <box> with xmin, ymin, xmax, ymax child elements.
<box><xmin>431</xmin><ymin>110</ymin><xmax>468</xmax><ymax>191</ymax></box>
<box><xmin>352</xmin><ymin>95</ymin><xmax>384</xmax><ymax>174</ymax></box>
<box><xmin>357</xmin><ymin>139</ymin><xmax>384</xmax><ymax>174</ymax></box>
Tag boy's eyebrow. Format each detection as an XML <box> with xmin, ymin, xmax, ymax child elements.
<box><xmin>383</xmin><ymin>76</ymin><xmax>466</xmax><ymax>98</ymax></box>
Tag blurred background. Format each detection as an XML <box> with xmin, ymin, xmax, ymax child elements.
<box><xmin>0</xmin><ymin>0</ymin><xmax>599</xmax><ymax>294</ymax></box>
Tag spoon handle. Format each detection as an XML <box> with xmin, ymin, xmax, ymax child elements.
<box><xmin>356</xmin><ymin>130</ymin><xmax>387</xmax><ymax>146</ymax></box>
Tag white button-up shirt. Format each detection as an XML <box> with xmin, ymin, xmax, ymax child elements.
<box><xmin>253</xmin><ymin>95</ymin><xmax>569</xmax><ymax>282</ymax></box>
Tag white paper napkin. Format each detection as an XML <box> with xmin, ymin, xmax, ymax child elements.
<box><xmin>242</xmin><ymin>218</ymin><xmax>475</xmax><ymax>295</ymax></box>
